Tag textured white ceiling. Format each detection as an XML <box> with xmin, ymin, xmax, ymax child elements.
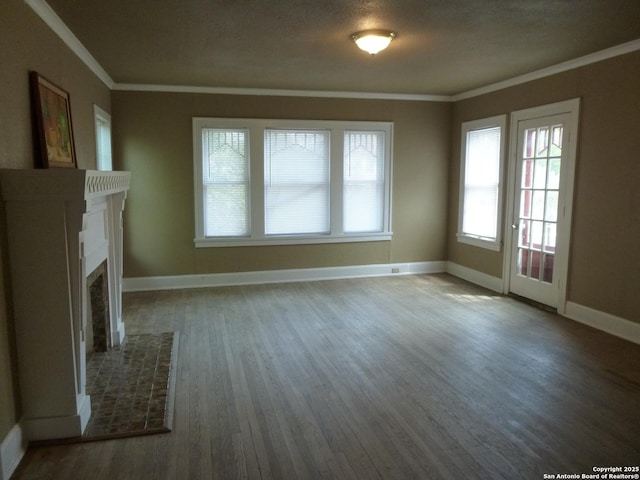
<box><xmin>45</xmin><ymin>0</ymin><xmax>640</xmax><ymax>95</ymax></box>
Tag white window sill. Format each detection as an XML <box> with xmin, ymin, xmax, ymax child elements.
<box><xmin>456</xmin><ymin>233</ymin><xmax>502</xmax><ymax>252</ymax></box>
<box><xmin>195</xmin><ymin>233</ymin><xmax>393</xmax><ymax>248</ymax></box>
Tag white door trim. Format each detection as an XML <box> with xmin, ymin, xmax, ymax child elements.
<box><xmin>502</xmin><ymin>98</ymin><xmax>580</xmax><ymax>314</ymax></box>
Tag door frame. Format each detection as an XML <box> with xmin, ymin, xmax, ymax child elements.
<box><xmin>502</xmin><ymin>98</ymin><xmax>580</xmax><ymax>314</ymax></box>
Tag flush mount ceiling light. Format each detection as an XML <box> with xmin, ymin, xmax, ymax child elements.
<box><xmin>351</xmin><ymin>29</ymin><xmax>397</xmax><ymax>55</ymax></box>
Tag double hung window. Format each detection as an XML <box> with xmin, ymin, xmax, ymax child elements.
<box><xmin>193</xmin><ymin>118</ymin><xmax>392</xmax><ymax>247</ymax></box>
<box><xmin>457</xmin><ymin>115</ymin><xmax>506</xmax><ymax>251</ymax></box>
<box><xmin>201</xmin><ymin>129</ymin><xmax>250</xmax><ymax>237</ymax></box>
<box><xmin>343</xmin><ymin>131</ymin><xmax>386</xmax><ymax>233</ymax></box>
<box><xmin>264</xmin><ymin>129</ymin><xmax>330</xmax><ymax>236</ymax></box>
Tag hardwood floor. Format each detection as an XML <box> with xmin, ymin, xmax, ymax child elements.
<box><xmin>12</xmin><ymin>274</ymin><xmax>640</xmax><ymax>479</ymax></box>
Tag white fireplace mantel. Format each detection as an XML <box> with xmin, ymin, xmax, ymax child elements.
<box><xmin>0</xmin><ymin>169</ymin><xmax>130</xmax><ymax>441</ymax></box>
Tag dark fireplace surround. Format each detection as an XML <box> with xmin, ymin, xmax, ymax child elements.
<box><xmin>88</xmin><ymin>261</ymin><xmax>110</xmax><ymax>352</ymax></box>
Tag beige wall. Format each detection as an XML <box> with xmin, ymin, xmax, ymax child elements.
<box><xmin>448</xmin><ymin>51</ymin><xmax>640</xmax><ymax>322</ymax></box>
<box><xmin>0</xmin><ymin>0</ymin><xmax>110</xmax><ymax>440</ymax></box>
<box><xmin>112</xmin><ymin>92</ymin><xmax>451</xmax><ymax>278</ymax></box>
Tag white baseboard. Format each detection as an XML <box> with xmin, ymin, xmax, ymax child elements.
<box><xmin>0</xmin><ymin>422</ymin><xmax>26</xmax><ymax>480</ymax></box>
<box><xmin>123</xmin><ymin>261</ymin><xmax>448</xmax><ymax>292</ymax></box>
<box><xmin>446</xmin><ymin>262</ymin><xmax>504</xmax><ymax>292</ymax></box>
<box><xmin>565</xmin><ymin>302</ymin><xmax>640</xmax><ymax>345</ymax></box>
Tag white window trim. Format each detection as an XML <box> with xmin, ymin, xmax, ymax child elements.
<box><xmin>457</xmin><ymin>114</ymin><xmax>507</xmax><ymax>252</ymax></box>
<box><xmin>193</xmin><ymin>117</ymin><xmax>393</xmax><ymax>247</ymax></box>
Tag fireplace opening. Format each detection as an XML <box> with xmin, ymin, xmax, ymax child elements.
<box><xmin>87</xmin><ymin>261</ymin><xmax>110</xmax><ymax>353</ymax></box>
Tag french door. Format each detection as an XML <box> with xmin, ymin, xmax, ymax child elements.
<box><xmin>505</xmin><ymin>100</ymin><xmax>579</xmax><ymax>311</ymax></box>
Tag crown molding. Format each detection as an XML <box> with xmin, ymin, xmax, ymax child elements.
<box><xmin>111</xmin><ymin>83</ymin><xmax>451</xmax><ymax>102</ymax></box>
<box><xmin>452</xmin><ymin>38</ymin><xmax>640</xmax><ymax>101</ymax></box>
<box><xmin>24</xmin><ymin>0</ymin><xmax>114</xmax><ymax>88</ymax></box>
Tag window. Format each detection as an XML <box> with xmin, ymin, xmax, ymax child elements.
<box><xmin>344</xmin><ymin>131</ymin><xmax>386</xmax><ymax>233</ymax></box>
<box><xmin>193</xmin><ymin>118</ymin><xmax>393</xmax><ymax>247</ymax></box>
<box><xmin>457</xmin><ymin>115</ymin><xmax>506</xmax><ymax>251</ymax></box>
<box><xmin>264</xmin><ymin>129</ymin><xmax>330</xmax><ymax>235</ymax></box>
<box><xmin>94</xmin><ymin>105</ymin><xmax>112</xmax><ymax>171</ymax></box>
<box><xmin>202</xmin><ymin>129</ymin><xmax>250</xmax><ymax>236</ymax></box>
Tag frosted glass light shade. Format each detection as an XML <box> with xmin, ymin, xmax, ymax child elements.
<box><xmin>351</xmin><ymin>30</ymin><xmax>397</xmax><ymax>55</ymax></box>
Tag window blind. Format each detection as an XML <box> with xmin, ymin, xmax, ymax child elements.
<box><xmin>343</xmin><ymin>131</ymin><xmax>385</xmax><ymax>233</ymax></box>
<box><xmin>264</xmin><ymin>129</ymin><xmax>330</xmax><ymax>235</ymax></box>
<box><xmin>462</xmin><ymin>126</ymin><xmax>501</xmax><ymax>240</ymax></box>
<box><xmin>202</xmin><ymin>129</ymin><xmax>249</xmax><ymax>236</ymax></box>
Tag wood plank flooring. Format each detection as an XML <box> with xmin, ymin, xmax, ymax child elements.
<box><xmin>12</xmin><ymin>274</ymin><xmax>640</xmax><ymax>479</ymax></box>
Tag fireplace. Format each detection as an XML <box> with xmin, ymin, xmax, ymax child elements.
<box><xmin>0</xmin><ymin>169</ymin><xmax>130</xmax><ymax>440</ymax></box>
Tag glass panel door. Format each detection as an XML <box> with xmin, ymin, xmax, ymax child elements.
<box><xmin>509</xmin><ymin>112</ymin><xmax>571</xmax><ymax>308</ymax></box>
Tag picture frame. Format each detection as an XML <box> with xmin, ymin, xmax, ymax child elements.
<box><xmin>29</xmin><ymin>71</ymin><xmax>77</xmax><ymax>168</ymax></box>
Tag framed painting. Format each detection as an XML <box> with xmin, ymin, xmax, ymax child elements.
<box><xmin>30</xmin><ymin>71</ymin><xmax>77</xmax><ymax>168</ymax></box>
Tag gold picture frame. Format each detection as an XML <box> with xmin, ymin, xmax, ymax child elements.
<box><xmin>30</xmin><ymin>71</ymin><xmax>77</xmax><ymax>168</ymax></box>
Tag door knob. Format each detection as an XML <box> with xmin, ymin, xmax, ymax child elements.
<box><xmin>511</xmin><ymin>224</ymin><xmax>519</xmax><ymax>229</ymax></box>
